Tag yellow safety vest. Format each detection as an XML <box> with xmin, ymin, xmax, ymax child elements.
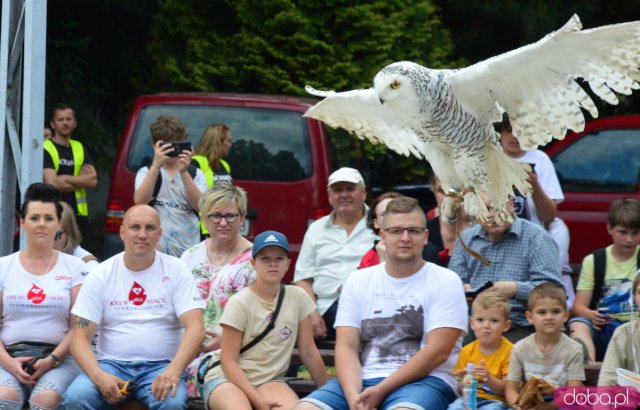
<box><xmin>192</xmin><ymin>155</ymin><xmax>231</xmax><ymax>235</ymax></box>
<box><xmin>43</xmin><ymin>139</ymin><xmax>89</xmax><ymax>216</ymax></box>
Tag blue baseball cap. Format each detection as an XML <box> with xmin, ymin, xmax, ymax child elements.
<box><xmin>252</xmin><ymin>230</ymin><xmax>290</xmax><ymax>258</ymax></box>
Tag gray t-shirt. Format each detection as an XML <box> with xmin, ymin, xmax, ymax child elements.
<box><xmin>507</xmin><ymin>333</ymin><xmax>585</xmax><ymax>386</ymax></box>
<box><xmin>135</xmin><ymin>166</ymin><xmax>207</xmax><ymax>257</ymax></box>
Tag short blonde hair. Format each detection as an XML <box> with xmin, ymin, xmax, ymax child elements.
<box><xmin>472</xmin><ymin>291</ymin><xmax>511</xmax><ymax>320</ymax></box>
<box><xmin>199</xmin><ymin>183</ymin><xmax>248</xmax><ymax>217</ymax></box>
<box><xmin>59</xmin><ymin>202</ymin><xmax>82</xmax><ymax>253</ymax></box>
<box><xmin>194</xmin><ymin>124</ymin><xmax>230</xmax><ymax>166</ymax></box>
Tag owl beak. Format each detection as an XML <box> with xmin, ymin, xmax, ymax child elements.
<box><xmin>379</xmin><ymin>96</ymin><xmax>385</xmax><ymax>105</ymax></box>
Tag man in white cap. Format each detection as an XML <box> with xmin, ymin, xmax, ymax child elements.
<box><xmin>294</xmin><ymin>167</ymin><xmax>375</xmax><ymax>341</ymax></box>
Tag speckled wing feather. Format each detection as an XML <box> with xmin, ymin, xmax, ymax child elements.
<box><xmin>448</xmin><ymin>14</ymin><xmax>640</xmax><ymax>150</ymax></box>
<box><xmin>303</xmin><ymin>85</ymin><xmax>425</xmax><ymax>159</ymax></box>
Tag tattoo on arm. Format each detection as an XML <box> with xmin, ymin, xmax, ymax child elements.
<box><xmin>74</xmin><ymin>316</ymin><xmax>91</xmax><ymax>328</ymax></box>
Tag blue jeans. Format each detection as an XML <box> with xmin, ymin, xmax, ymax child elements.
<box><xmin>448</xmin><ymin>397</ymin><xmax>510</xmax><ymax>409</ymax></box>
<box><xmin>63</xmin><ymin>359</ymin><xmax>188</xmax><ymax>410</ymax></box>
<box><xmin>300</xmin><ymin>376</ymin><xmax>455</xmax><ymax>410</ymax></box>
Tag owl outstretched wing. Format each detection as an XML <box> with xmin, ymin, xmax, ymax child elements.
<box><xmin>304</xmin><ymin>85</ymin><xmax>425</xmax><ymax>159</ymax></box>
<box><xmin>447</xmin><ymin>14</ymin><xmax>640</xmax><ymax>150</ymax></box>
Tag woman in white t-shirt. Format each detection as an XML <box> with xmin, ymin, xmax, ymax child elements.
<box><xmin>181</xmin><ymin>183</ymin><xmax>256</xmax><ymax>397</ymax></box>
<box><xmin>0</xmin><ymin>183</ymin><xmax>85</xmax><ymax>410</ymax></box>
<box><xmin>53</xmin><ymin>202</ymin><xmax>99</xmax><ymax>271</ymax></box>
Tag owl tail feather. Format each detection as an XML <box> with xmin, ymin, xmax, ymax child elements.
<box><xmin>485</xmin><ymin>144</ymin><xmax>532</xmax><ymax>215</ymax></box>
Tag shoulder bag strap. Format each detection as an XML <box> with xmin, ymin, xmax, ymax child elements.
<box><xmin>589</xmin><ymin>248</ymin><xmax>607</xmax><ymax>311</ymax></box>
<box><xmin>198</xmin><ymin>285</ymin><xmax>286</xmax><ymax>384</ymax></box>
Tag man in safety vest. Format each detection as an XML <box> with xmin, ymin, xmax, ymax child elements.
<box><xmin>43</xmin><ymin>103</ymin><xmax>98</xmax><ymax>239</ymax></box>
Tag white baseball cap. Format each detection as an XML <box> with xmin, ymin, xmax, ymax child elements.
<box><xmin>327</xmin><ymin>167</ymin><xmax>365</xmax><ymax>187</ymax></box>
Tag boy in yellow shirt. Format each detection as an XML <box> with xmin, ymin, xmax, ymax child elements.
<box><xmin>449</xmin><ymin>292</ymin><xmax>513</xmax><ymax>410</ymax></box>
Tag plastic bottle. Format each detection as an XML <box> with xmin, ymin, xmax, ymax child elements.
<box><xmin>461</xmin><ymin>363</ymin><xmax>478</xmax><ymax>410</ymax></box>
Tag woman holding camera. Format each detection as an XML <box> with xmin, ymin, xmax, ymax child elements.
<box><xmin>0</xmin><ymin>183</ymin><xmax>86</xmax><ymax>410</ymax></box>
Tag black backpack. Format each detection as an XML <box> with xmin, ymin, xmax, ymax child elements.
<box><xmin>148</xmin><ymin>165</ymin><xmax>199</xmax><ymax>217</ymax></box>
<box><xmin>588</xmin><ymin>248</ymin><xmax>640</xmax><ymax>310</ymax></box>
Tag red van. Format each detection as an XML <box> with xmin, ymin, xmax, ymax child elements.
<box><xmin>545</xmin><ymin>115</ymin><xmax>640</xmax><ymax>265</ymax></box>
<box><xmin>103</xmin><ymin>93</ymin><xmax>418</xmax><ymax>281</ymax></box>
<box><xmin>104</xmin><ymin>93</ymin><xmax>344</xmax><ymax>280</ymax></box>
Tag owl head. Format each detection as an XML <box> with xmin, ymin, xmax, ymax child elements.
<box><xmin>374</xmin><ymin>62</ymin><xmax>423</xmax><ymax>114</ymax></box>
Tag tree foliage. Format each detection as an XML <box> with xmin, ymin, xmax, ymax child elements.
<box><xmin>144</xmin><ymin>0</ymin><xmax>457</xmax><ymax>185</ymax></box>
<box><xmin>145</xmin><ymin>0</ymin><xmax>456</xmax><ymax>95</ymax></box>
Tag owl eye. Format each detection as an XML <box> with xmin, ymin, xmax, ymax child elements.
<box><xmin>390</xmin><ymin>80</ymin><xmax>400</xmax><ymax>89</ymax></box>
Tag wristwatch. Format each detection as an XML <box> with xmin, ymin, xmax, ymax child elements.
<box><xmin>48</xmin><ymin>353</ymin><xmax>61</xmax><ymax>368</ymax></box>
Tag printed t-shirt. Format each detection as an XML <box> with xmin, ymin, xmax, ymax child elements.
<box><xmin>336</xmin><ymin>262</ymin><xmax>468</xmax><ymax>390</ymax></box>
<box><xmin>0</xmin><ymin>251</ymin><xmax>86</xmax><ymax>345</ymax></box>
<box><xmin>205</xmin><ymin>285</ymin><xmax>315</xmax><ymax>386</ymax></box>
<box><xmin>71</xmin><ymin>251</ymin><xmax>205</xmax><ymax>361</ymax></box>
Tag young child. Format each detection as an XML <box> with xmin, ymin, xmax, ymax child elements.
<box><xmin>200</xmin><ymin>230</ymin><xmax>327</xmax><ymax>410</ymax></box>
<box><xmin>569</xmin><ymin>198</ymin><xmax>640</xmax><ymax>363</ymax></box>
<box><xmin>598</xmin><ymin>273</ymin><xmax>640</xmax><ymax>386</ymax></box>
<box><xmin>449</xmin><ymin>291</ymin><xmax>513</xmax><ymax>410</ymax></box>
<box><xmin>505</xmin><ymin>283</ymin><xmax>584</xmax><ymax>410</ymax></box>
<box><xmin>133</xmin><ymin>114</ymin><xmax>207</xmax><ymax>257</ymax></box>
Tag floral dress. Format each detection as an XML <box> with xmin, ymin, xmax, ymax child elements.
<box><xmin>180</xmin><ymin>239</ymin><xmax>256</xmax><ymax>397</ymax></box>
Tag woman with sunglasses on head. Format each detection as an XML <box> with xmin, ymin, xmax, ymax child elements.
<box><xmin>53</xmin><ymin>202</ymin><xmax>99</xmax><ymax>271</ymax></box>
<box><xmin>180</xmin><ymin>183</ymin><xmax>255</xmax><ymax>398</ymax></box>
<box><xmin>0</xmin><ymin>183</ymin><xmax>86</xmax><ymax>410</ymax></box>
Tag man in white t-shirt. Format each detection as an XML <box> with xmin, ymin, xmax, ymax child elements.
<box><xmin>295</xmin><ymin>197</ymin><xmax>468</xmax><ymax>410</ymax></box>
<box><xmin>63</xmin><ymin>205</ymin><xmax>205</xmax><ymax>410</ymax></box>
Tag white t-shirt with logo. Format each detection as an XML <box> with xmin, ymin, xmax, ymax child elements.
<box><xmin>336</xmin><ymin>262</ymin><xmax>468</xmax><ymax>390</ymax></box>
<box><xmin>0</xmin><ymin>251</ymin><xmax>86</xmax><ymax>345</ymax></box>
<box><xmin>72</xmin><ymin>251</ymin><xmax>205</xmax><ymax>361</ymax></box>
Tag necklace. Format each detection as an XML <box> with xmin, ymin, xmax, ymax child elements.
<box><xmin>207</xmin><ymin>238</ymin><xmax>239</xmax><ymax>267</ymax></box>
<box><xmin>22</xmin><ymin>250</ymin><xmax>57</xmax><ymax>276</ymax></box>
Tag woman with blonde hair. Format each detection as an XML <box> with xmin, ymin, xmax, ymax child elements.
<box><xmin>181</xmin><ymin>183</ymin><xmax>255</xmax><ymax>397</ymax></box>
<box><xmin>192</xmin><ymin>124</ymin><xmax>232</xmax><ymax>187</ymax></box>
<box><xmin>53</xmin><ymin>202</ymin><xmax>99</xmax><ymax>270</ymax></box>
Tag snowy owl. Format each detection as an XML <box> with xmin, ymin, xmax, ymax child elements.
<box><xmin>304</xmin><ymin>14</ymin><xmax>640</xmax><ymax>223</ymax></box>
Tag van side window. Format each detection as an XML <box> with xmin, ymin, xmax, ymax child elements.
<box><xmin>552</xmin><ymin>129</ymin><xmax>640</xmax><ymax>193</ymax></box>
<box><xmin>128</xmin><ymin>105</ymin><xmax>312</xmax><ymax>181</ymax></box>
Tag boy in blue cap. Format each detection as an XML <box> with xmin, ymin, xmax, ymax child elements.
<box><xmin>200</xmin><ymin>231</ymin><xmax>327</xmax><ymax>410</ymax></box>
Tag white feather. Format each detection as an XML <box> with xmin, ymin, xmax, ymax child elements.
<box><xmin>303</xmin><ymin>14</ymin><xmax>640</xmax><ymax>222</ymax></box>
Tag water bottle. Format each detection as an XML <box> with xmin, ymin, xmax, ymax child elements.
<box><xmin>461</xmin><ymin>363</ymin><xmax>478</xmax><ymax>410</ymax></box>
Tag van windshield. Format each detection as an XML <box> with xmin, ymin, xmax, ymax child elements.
<box><xmin>127</xmin><ymin>105</ymin><xmax>312</xmax><ymax>181</ymax></box>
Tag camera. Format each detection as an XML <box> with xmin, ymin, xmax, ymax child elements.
<box><xmin>162</xmin><ymin>141</ymin><xmax>192</xmax><ymax>157</ymax></box>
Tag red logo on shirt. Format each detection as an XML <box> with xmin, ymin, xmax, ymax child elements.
<box><xmin>128</xmin><ymin>281</ymin><xmax>147</xmax><ymax>306</ymax></box>
<box><xmin>27</xmin><ymin>284</ymin><xmax>46</xmax><ymax>304</ymax></box>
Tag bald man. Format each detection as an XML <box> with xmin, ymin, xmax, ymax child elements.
<box><xmin>64</xmin><ymin>205</ymin><xmax>205</xmax><ymax>410</ymax></box>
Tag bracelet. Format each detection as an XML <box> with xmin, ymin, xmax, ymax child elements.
<box><xmin>151</xmin><ymin>164</ymin><xmax>161</xmax><ymax>170</ymax></box>
<box><xmin>48</xmin><ymin>353</ymin><xmax>61</xmax><ymax>368</ymax></box>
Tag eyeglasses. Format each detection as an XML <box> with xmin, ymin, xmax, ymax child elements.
<box><xmin>206</xmin><ymin>213</ymin><xmax>240</xmax><ymax>224</ymax></box>
<box><xmin>383</xmin><ymin>227</ymin><xmax>426</xmax><ymax>237</ymax></box>
<box><xmin>54</xmin><ymin>231</ymin><xmax>64</xmax><ymax>241</ymax></box>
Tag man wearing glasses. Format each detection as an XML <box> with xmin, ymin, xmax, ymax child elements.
<box><xmin>295</xmin><ymin>196</ymin><xmax>467</xmax><ymax>410</ymax></box>
<box><xmin>295</xmin><ymin>167</ymin><xmax>375</xmax><ymax>341</ymax></box>
<box><xmin>448</xmin><ymin>195</ymin><xmax>562</xmax><ymax>342</ymax></box>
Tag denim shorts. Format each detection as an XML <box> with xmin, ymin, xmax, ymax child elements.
<box><xmin>202</xmin><ymin>375</ymin><xmax>289</xmax><ymax>409</ymax></box>
<box><xmin>299</xmin><ymin>375</ymin><xmax>456</xmax><ymax>410</ymax></box>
